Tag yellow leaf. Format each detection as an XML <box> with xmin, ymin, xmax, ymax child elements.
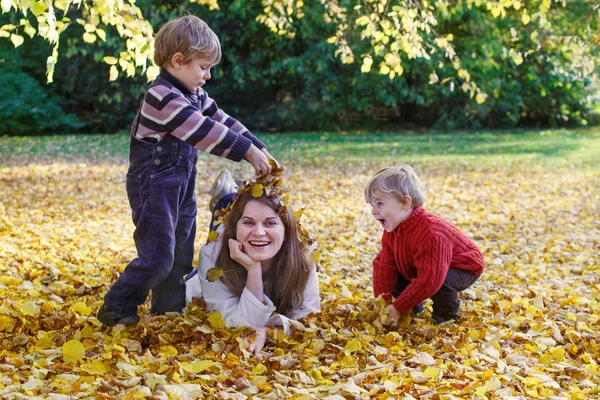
<box><xmin>252</xmin><ymin>363</ymin><xmax>267</xmax><ymax>375</ymax></box>
<box><xmin>522</xmin><ymin>12</ymin><xmax>531</xmax><ymax>25</ymax></box>
<box><xmin>309</xmin><ymin>368</ymin><xmax>323</xmax><ymax>380</ymax></box>
<box><xmin>0</xmin><ymin>316</ymin><xmax>16</xmax><ymax>332</ymax></box>
<box><xmin>310</xmin><ymin>250</ymin><xmax>321</xmax><ymax>264</ymax></box>
<box><xmin>10</xmin><ymin>34</ymin><xmax>24</xmax><ymax>47</ymax></box>
<box><xmin>207</xmin><ymin>312</ymin><xmax>225</xmax><ymax>329</ymax></box>
<box><xmin>180</xmin><ymin>360</ymin><xmax>215</xmax><ymax>374</ymax></box>
<box><xmin>62</xmin><ymin>340</ymin><xmax>86</xmax><ymax>362</ymax></box>
<box><xmin>145</xmin><ymin>373</ymin><xmax>167</xmax><ymax>389</ymax></box>
<box><xmin>206</xmin><ymin>267</ymin><xmax>224</xmax><ymax>282</ymax></box>
<box><xmin>69</xmin><ymin>302</ymin><xmax>91</xmax><ymax>316</ymax></box>
<box><xmin>476</xmin><ymin>92</ymin><xmax>488</xmax><ymax>105</ymax></box>
<box><xmin>159</xmin><ymin>345</ymin><xmax>178</xmax><ymax>358</ymax></box>
<box><xmin>31</xmin><ymin>1</ymin><xmax>48</xmax><ymax>16</ymax></box>
<box><xmin>481</xmin><ymin>369</ymin><xmax>494</xmax><ymax>381</ymax></box>
<box><xmin>423</xmin><ymin>367</ymin><xmax>440</xmax><ymax>378</ymax></box>
<box><xmin>18</xmin><ymin>301</ymin><xmax>40</xmax><ymax>316</ymax></box>
<box><xmin>457</xmin><ymin>69</ymin><xmax>470</xmax><ymax>82</ymax></box>
<box><xmin>109</xmin><ymin>65</ymin><xmax>119</xmax><ymax>82</ymax></box>
<box><xmin>146</xmin><ymin>65</ymin><xmax>160</xmax><ymax>81</ymax></box>
<box><xmin>550</xmin><ymin>346</ymin><xmax>565</xmax><ymax>361</ymax></box>
<box><xmin>207</xmin><ymin>230</ymin><xmax>219</xmax><ymax>242</ymax></box>
<box><xmin>82</xmin><ymin>32</ymin><xmax>96</xmax><ymax>43</ymax></box>
<box><xmin>379</xmin><ymin>64</ymin><xmax>391</xmax><ymax>75</ymax></box>
<box><xmin>251</xmin><ymin>184</ymin><xmax>264</xmax><ymax>198</ymax></box>
<box><xmin>344</xmin><ymin>339</ymin><xmax>361</xmax><ymax>354</ymax></box>
<box><xmin>96</xmin><ymin>29</ymin><xmax>106</xmax><ymax>41</ymax></box>
<box><xmin>103</xmin><ymin>56</ymin><xmax>118</xmax><ymax>65</ymax></box>
<box><xmin>80</xmin><ymin>359</ymin><xmax>109</xmax><ymax>375</ymax></box>
<box><xmin>485</xmin><ymin>377</ymin><xmax>502</xmax><ymax>390</ymax></box>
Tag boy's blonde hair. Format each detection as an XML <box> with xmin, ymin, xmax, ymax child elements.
<box><xmin>364</xmin><ymin>164</ymin><xmax>425</xmax><ymax>207</ymax></box>
<box><xmin>154</xmin><ymin>15</ymin><xmax>221</xmax><ymax>68</ymax></box>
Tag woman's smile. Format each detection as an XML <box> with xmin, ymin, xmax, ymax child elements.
<box><xmin>236</xmin><ymin>200</ymin><xmax>285</xmax><ymax>265</ymax></box>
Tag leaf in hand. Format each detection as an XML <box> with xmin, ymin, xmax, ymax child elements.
<box><xmin>206</xmin><ymin>268</ymin><xmax>224</xmax><ymax>282</ymax></box>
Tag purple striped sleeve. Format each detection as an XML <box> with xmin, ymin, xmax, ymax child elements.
<box><xmin>139</xmin><ymin>85</ymin><xmax>252</xmax><ymax>162</ymax></box>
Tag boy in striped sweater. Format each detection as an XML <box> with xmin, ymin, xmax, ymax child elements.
<box><xmin>97</xmin><ymin>16</ymin><xmax>277</xmax><ymax>326</ymax></box>
<box><xmin>365</xmin><ymin>165</ymin><xmax>484</xmax><ymax>325</ymax></box>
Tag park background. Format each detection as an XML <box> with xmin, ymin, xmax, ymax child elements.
<box><xmin>1</xmin><ymin>0</ymin><xmax>600</xmax><ymax>399</ymax></box>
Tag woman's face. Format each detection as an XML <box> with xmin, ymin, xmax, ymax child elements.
<box><xmin>236</xmin><ymin>200</ymin><xmax>286</xmax><ymax>266</ymax></box>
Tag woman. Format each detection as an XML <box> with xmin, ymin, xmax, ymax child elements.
<box><xmin>186</xmin><ymin>170</ymin><xmax>321</xmax><ymax>355</ymax></box>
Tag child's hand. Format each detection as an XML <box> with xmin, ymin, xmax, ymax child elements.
<box><xmin>260</xmin><ymin>148</ymin><xmax>279</xmax><ymax>168</ymax></box>
<box><xmin>386</xmin><ymin>304</ymin><xmax>402</xmax><ymax>327</ymax></box>
<box><xmin>245</xmin><ymin>144</ymin><xmax>271</xmax><ymax>177</ymax></box>
<box><xmin>248</xmin><ymin>326</ymin><xmax>268</xmax><ymax>358</ymax></box>
<box><xmin>228</xmin><ymin>239</ymin><xmax>261</xmax><ymax>272</ymax></box>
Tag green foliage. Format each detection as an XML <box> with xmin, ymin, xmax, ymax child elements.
<box><xmin>0</xmin><ymin>42</ymin><xmax>85</xmax><ymax>135</ymax></box>
<box><xmin>0</xmin><ymin>0</ymin><xmax>598</xmax><ymax>133</ymax></box>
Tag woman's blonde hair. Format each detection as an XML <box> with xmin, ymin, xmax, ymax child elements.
<box><xmin>154</xmin><ymin>15</ymin><xmax>221</xmax><ymax>67</ymax></box>
<box><xmin>364</xmin><ymin>164</ymin><xmax>425</xmax><ymax>207</ymax></box>
<box><xmin>217</xmin><ymin>191</ymin><xmax>311</xmax><ymax>316</ymax></box>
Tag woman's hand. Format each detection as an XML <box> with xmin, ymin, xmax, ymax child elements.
<box><xmin>248</xmin><ymin>326</ymin><xmax>268</xmax><ymax>358</ymax></box>
<box><xmin>228</xmin><ymin>239</ymin><xmax>261</xmax><ymax>272</ymax></box>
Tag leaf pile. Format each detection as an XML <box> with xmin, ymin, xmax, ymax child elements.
<box><xmin>0</xmin><ymin>156</ymin><xmax>599</xmax><ymax>399</ymax></box>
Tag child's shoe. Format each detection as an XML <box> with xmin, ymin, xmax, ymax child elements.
<box><xmin>209</xmin><ymin>169</ymin><xmax>239</xmax><ymax>211</ymax></box>
<box><xmin>413</xmin><ymin>303</ymin><xmax>425</xmax><ymax>315</ymax></box>
<box><xmin>432</xmin><ymin>314</ymin><xmax>461</xmax><ymax>325</ymax></box>
<box><xmin>97</xmin><ymin>304</ymin><xmax>140</xmax><ymax>326</ymax></box>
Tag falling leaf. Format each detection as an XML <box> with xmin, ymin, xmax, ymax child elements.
<box><xmin>207</xmin><ymin>230</ymin><xmax>219</xmax><ymax>242</ymax></box>
<box><xmin>206</xmin><ymin>268</ymin><xmax>224</xmax><ymax>282</ymax></box>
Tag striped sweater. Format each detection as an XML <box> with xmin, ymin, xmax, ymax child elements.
<box><xmin>373</xmin><ymin>207</ymin><xmax>484</xmax><ymax>313</ymax></box>
<box><xmin>136</xmin><ymin>69</ymin><xmax>264</xmax><ymax>162</ymax></box>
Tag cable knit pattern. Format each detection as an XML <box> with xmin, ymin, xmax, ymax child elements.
<box><xmin>373</xmin><ymin>207</ymin><xmax>484</xmax><ymax>314</ymax></box>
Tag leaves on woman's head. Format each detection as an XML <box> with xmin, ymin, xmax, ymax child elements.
<box><xmin>250</xmin><ymin>183</ymin><xmax>264</xmax><ymax>198</ymax></box>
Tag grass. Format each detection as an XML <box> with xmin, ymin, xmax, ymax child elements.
<box><xmin>1</xmin><ymin>128</ymin><xmax>599</xmax><ymax>168</ymax></box>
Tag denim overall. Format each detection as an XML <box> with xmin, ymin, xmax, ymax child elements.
<box><xmin>103</xmin><ymin>82</ymin><xmax>199</xmax><ymax>317</ymax></box>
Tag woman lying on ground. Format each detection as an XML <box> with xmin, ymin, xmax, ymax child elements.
<box><xmin>186</xmin><ymin>169</ymin><xmax>321</xmax><ymax>356</ymax></box>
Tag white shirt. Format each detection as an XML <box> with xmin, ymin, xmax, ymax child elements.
<box><xmin>186</xmin><ymin>227</ymin><xmax>321</xmax><ymax>334</ymax></box>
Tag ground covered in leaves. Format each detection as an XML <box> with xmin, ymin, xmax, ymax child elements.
<box><xmin>0</xmin><ymin>133</ymin><xmax>599</xmax><ymax>399</ymax></box>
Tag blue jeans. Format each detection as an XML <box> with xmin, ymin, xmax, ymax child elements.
<box><xmin>103</xmin><ymin>132</ymin><xmax>198</xmax><ymax>316</ymax></box>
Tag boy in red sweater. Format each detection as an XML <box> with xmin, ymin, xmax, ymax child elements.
<box><xmin>365</xmin><ymin>165</ymin><xmax>484</xmax><ymax>325</ymax></box>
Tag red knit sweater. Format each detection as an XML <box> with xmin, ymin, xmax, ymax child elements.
<box><xmin>373</xmin><ymin>207</ymin><xmax>484</xmax><ymax>313</ymax></box>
